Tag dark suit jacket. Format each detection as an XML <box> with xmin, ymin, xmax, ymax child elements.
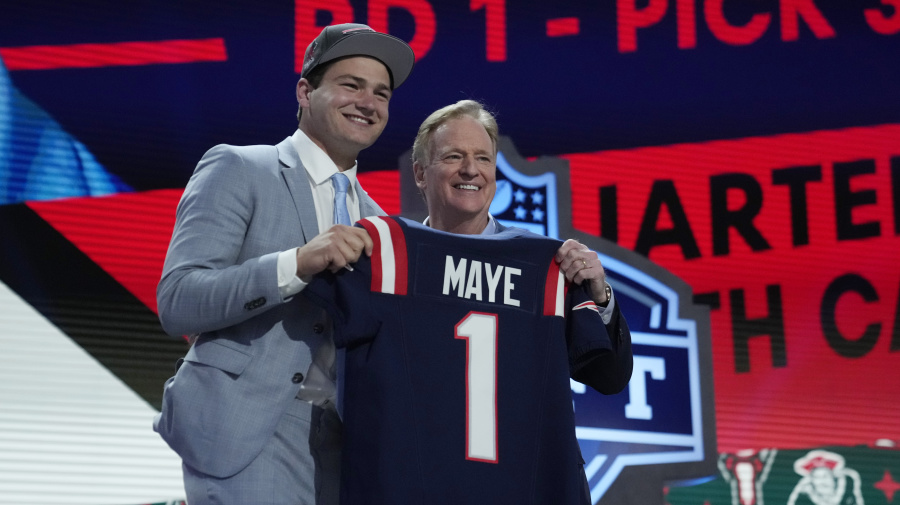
<box><xmin>488</xmin><ymin>220</ymin><xmax>631</xmax><ymax>394</ymax></box>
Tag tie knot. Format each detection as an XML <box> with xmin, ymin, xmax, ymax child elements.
<box><xmin>331</xmin><ymin>172</ymin><xmax>350</xmax><ymax>194</ymax></box>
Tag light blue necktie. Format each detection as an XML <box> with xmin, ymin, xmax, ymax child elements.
<box><xmin>331</xmin><ymin>172</ymin><xmax>351</xmax><ymax>226</ymax></box>
<box><xmin>330</xmin><ymin>172</ymin><xmax>352</xmax><ymax>418</ymax></box>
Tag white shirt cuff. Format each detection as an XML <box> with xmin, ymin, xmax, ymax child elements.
<box><xmin>277</xmin><ymin>248</ymin><xmax>308</xmax><ymax>299</ymax></box>
<box><xmin>599</xmin><ymin>286</ymin><xmax>615</xmax><ymax>325</ymax></box>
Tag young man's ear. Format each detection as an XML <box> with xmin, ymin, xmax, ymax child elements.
<box><xmin>296</xmin><ymin>78</ymin><xmax>313</xmax><ymax>108</ymax></box>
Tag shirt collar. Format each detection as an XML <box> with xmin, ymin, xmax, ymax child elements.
<box><xmin>290</xmin><ymin>129</ymin><xmax>358</xmax><ymax>187</ymax></box>
<box><xmin>422</xmin><ymin>214</ymin><xmax>498</xmax><ymax>235</ymax></box>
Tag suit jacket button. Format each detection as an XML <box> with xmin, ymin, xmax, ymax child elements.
<box><xmin>313</xmin><ymin>323</ymin><xmax>324</xmax><ymax>334</ymax></box>
<box><xmin>291</xmin><ymin>373</ymin><xmax>304</xmax><ymax>384</ymax></box>
<box><xmin>244</xmin><ymin>297</ymin><xmax>266</xmax><ymax>311</ymax></box>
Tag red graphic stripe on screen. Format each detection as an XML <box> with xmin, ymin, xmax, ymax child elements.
<box><xmin>357</xmin><ymin>170</ymin><xmax>400</xmax><ymax>214</ymax></box>
<box><xmin>21</xmin><ymin>173</ymin><xmax>397</xmax><ymax>314</ymax></box>
<box><xmin>1</xmin><ymin>38</ymin><xmax>227</xmax><ymax>70</ymax></box>
<box><xmin>26</xmin><ymin>189</ymin><xmax>183</xmax><ymax>314</ymax></box>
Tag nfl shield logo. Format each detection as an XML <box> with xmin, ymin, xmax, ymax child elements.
<box><xmin>490</xmin><ymin>152</ymin><xmax>559</xmax><ymax>238</ymax></box>
<box><xmin>575</xmin><ymin>253</ymin><xmax>711</xmax><ymax>502</ymax></box>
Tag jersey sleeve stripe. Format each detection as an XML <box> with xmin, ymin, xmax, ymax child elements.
<box><xmin>384</xmin><ymin>217</ymin><xmax>408</xmax><ymax>295</ymax></box>
<box><xmin>358</xmin><ymin>218</ymin><xmax>383</xmax><ymax>293</ymax></box>
<box><xmin>368</xmin><ymin>217</ymin><xmax>398</xmax><ymax>294</ymax></box>
<box><xmin>543</xmin><ymin>258</ymin><xmax>566</xmax><ymax>317</ymax></box>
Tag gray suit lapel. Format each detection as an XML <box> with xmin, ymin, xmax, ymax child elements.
<box><xmin>355</xmin><ymin>180</ymin><xmax>386</xmax><ymax>218</ymax></box>
<box><xmin>277</xmin><ymin>137</ymin><xmax>320</xmax><ymax>242</ymax></box>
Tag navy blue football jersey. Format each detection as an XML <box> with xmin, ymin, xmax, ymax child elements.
<box><xmin>304</xmin><ymin>216</ymin><xmax>615</xmax><ymax>505</ymax></box>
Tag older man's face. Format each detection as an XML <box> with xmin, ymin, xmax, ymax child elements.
<box><xmin>414</xmin><ymin>116</ymin><xmax>496</xmax><ymax>232</ymax></box>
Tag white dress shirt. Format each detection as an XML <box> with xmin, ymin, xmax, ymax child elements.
<box><xmin>277</xmin><ymin>129</ymin><xmax>361</xmax><ymax>409</ymax></box>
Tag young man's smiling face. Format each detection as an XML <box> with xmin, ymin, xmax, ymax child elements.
<box><xmin>297</xmin><ymin>56</ymin><xmax>392</xmax><ymax>169</ymax></box>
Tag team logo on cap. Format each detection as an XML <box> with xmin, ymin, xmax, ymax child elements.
<box><xmin>302</xmin><ymin>40</ymin><xmax>319</xmax><ymax>74</ymax></box>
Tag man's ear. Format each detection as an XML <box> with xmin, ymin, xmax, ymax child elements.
<box><xmin>296</xmin><ymin>78</ymin><xmax>312</xmax><ymax>108</ymax></box>
<box><xmin>413</xmin><ymin>162</ymin><xmax>426</xmax><ymax>189</ymax></box>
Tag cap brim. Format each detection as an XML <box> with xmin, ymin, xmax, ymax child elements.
<box><xmin>319</xmin><ymin>32</ymin><xmax>415</xmax><ymax>89</ymax></box>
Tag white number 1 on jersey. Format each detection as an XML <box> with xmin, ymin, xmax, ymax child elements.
<box><xmin>455</xmin><ymin>311</ymin><xmax>499</xmax><ymax>463</ymax></box>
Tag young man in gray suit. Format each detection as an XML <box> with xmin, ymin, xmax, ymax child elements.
<box><xmin>153</xmin><ymin>24</ymin><xmax>415</xmax><ymax>505</ymax></box>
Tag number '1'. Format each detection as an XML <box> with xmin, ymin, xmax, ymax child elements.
<box><xmin>455</xmin><ymin>311</ymin><xmax>499</xmax><ymax>463</ymax></box>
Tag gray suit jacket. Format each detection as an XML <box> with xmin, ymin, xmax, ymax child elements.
<box><xmin>153</xmin><ymin>136</ymin><xmax>384</xmax><ymax>478</ymax></box>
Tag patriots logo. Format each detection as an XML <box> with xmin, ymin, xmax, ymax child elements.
<box><xmin>573</xmin><ymin>300</ymin><xmax>601</xmax><ymax>314</ymax></box>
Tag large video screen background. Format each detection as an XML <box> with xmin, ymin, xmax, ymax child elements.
<box><xmin>1</xmin><ymin>1</ymin><xmax>898</xmax><ymax>503</ymax></box>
